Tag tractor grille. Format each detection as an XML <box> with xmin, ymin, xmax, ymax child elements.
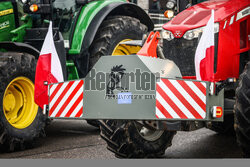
<box><xmin>163</xmin><ymin>33</ymin><xmax>218</xmax><ymax>76</ymax></box>
<box><xmin>163</xmin><ymin>38</ymin><xmax>199</xmax><ymax>76</ymax></box>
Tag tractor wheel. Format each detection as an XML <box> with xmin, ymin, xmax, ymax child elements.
<box><xmin>0</xmin><ymin>52</ymin><xmax>45</xmax><ymax>152</ymax></box>
<box><xmin>234</xmin><ymin>61</ymin><xmax>250</xmax><ymax>158</ymax></box>
<box><xmin>89</xmin><ymin>15</ymin><xmax>147</xmax><ymax>70</ymax></box>
<box><xmin>100</xmin><ymin>120</ymin><xmax>176</xmax><ymax>158</ymax></box>
<box><xmin>207</xmin><ymin>114</ymin><xmax>235</xmax><ymax>135</ymax></box>
<box><xmin>86</xmin><ymin>16</ymin><xmax>147</xmax><ymax>128</ymax></box>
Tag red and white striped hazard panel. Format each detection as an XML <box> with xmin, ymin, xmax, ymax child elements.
<box><xmin>156</xmin><ymin>79</ymin><xmax>207</xmax><ymax>119</ymax></box>
<box><xmin>48</xmin><ymin>80</ymin><xmax>84</xmax><ymax>118</ymax></box>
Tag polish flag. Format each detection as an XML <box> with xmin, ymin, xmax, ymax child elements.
<box><xmin>195</xmin><ymin>10</ymin><xmax>215</xmax><ymax>81</ymax></box>
<box><xmin>34</xmin><ymin>22</ymin><xmax>64</xmax><ymax>109</ymax></box>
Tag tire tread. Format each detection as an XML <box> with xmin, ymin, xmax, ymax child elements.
<box><xmin>234</xmin><ymin>62</ymin><xmax>250</xmax><ymax>157</ymax></box>
<box><xmin>0</xmin><ymin>52</ymin><xmax>45</xmax><ymax>152</ymax></box>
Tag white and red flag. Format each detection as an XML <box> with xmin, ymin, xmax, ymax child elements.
<box><xmin>35</xmin><ymin>21</ymin><xmax>64</xmax><ymax>109</ymax></box>
<box><xmin>195</xmin><ymin>10</ymin><xmax>215</xmax><ymax>81</ymax></box>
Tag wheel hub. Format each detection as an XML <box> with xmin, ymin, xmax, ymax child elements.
<box><xmin>3</xmin><ymin>77</ymin><xmax>38</xmax><ymax>129</ymax></box>
<box><xmin>135</xmin><ymin>122</ymin><xmax>164</xmax><ymax>141</ymax></box>
<box><xmin>3</xmin><ymin>92</ymin><xmax>16</xmax><ymax>112</ymax></box>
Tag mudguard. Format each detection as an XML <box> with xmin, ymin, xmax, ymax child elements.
<box><xmin>0</xmin><ymin>39</ymin><xmax>67</xmax><ymax>80</ymax></box>
<box><xmin>0</xmin><ymin>42</ymin><xmax>40</xmax><ymax>58</ymax></box>
<box><xmin>69</xmin><ymin>0</ymin><xmax>154</xmax><ymax>55</ymax></box>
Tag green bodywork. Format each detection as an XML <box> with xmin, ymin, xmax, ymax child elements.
<box><xmin>66</xmin><ymin>60</ymin><xmax>79</xmax><ymax>80</ymax></box>
<box><xmin>0</xmin><ymin>0</ymin><xmax>137</xmax><ymax>81</ymax></box>
<box><xmin>0</xmin><ymin>1</ymin><xmax>16</xmax><ymax>41</ymax></box>
<box><xmin>11</xmin><ymin>15</ymin><xmax>32</xmax><ymax>42</ymax></box>
<box><xmin>68</xmin><ymin>0</ymin><xmax>126</xmax><ymax>55</ymax></box>
<box><xmin>0</xmin><ymin>1</ymin><xmax>32</xmax><ymax>42</ymax></box>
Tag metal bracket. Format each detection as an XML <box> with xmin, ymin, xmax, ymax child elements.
<box><xmin>215</xmin><ymin>78</ymin><xmax>236</xmax><ymax>95</ymax></box>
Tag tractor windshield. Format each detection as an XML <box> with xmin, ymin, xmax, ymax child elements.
<box><xmin>53</xmin><ymin>0</ymin><xmax>76</xmax><ymax>11</ymax></box>
<box><xmin>52</xmin><ymin>0</ymin><xmax>79</xmax><ymax>40</ymax></box>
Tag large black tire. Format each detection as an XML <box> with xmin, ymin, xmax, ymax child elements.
<box><xmin>88</xmin><ymin>15</ymin><xmax>147</xmax><ymax>70</ymax></box>
<box><xmin>86</xmin><ymin>16</ymin><xmax>147</xmax><ymax>128</ymax></box>
<box><xmin>0</xmin><ymin>52</ymin><xmax>46</xmax><ymax>152</ymax></box>
<box><xmin>86</xmin><ymin>120</ymin><xmax>100</xmax><ymax>128</ymax></box>
<box><xmin>234</xmin><ymin>61</ymin><xmax>250</xmax><ymax>157</ymax></box>
<box><xmin>100</xmin><ymin>120</ymin><xmax>176</xmax><ymax>158</ymax></box>
<box><xmin>207</xmin><ymin>114</ymin><xmax>235</xmax><ymax>135</ymax></box>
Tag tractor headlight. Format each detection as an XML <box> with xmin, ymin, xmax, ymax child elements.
<box><xmin>161</xmin><ymin>30</ymin><xmax>174</xmax><ymax>41</ymax></box>
<box><xmin>183</xmin><ymin>23</ymin><xmax>220</xmax><ymax>40</ymax></box>
<box><xmin>166</xmin><ymin>0</ymin><xmax>176</xmax><ymax>9</ymax></box>
<box><xmin>183</xmin><ymin>27</ymin><xmax>203</xmax><ymax>40</ymax></box>
<box><xmin>164</xmin><ymin>10</ymin><xmax>174</xmax><ymax>19</ymax></box>
<box><xmin>29</xmin><ymin>4</ymin><xmax>39</xmax><ymax>12</ymax></box>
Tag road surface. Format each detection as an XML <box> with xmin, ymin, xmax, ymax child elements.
<box><xmin>0</xmin><ymin>120</ymin><xmax>242</xmax><ymax>159</ymax></box>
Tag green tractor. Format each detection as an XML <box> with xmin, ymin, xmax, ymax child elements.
<box><xmin>0</xmin><ymin>0</ymin><xmax>153</xmax><ymax>152</ymax></box>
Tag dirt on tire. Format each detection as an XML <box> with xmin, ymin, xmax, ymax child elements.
<box><xmin>100</xmin><ymin>120</ymin><xmax>176</xmax><ymax>158</ymax></box>
<box><xmin>234</xmin><ymin>61</ymin><xmax>250</xmax><ymax>158</ymax></box>
<box><xmin>0</xmin><ymin>52</ymin><xmax>46</xmax><ymax>152</ymax></box>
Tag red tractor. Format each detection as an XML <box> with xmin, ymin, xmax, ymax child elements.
<box><xmin>96</xmin><ymin>0</ymin><xmax>250</xmax><ymax>158</ymax></box>
<box><xmin>161</xmin><ymin>0</ymin><xmax>250</xmax><ymax>156</ymax></box>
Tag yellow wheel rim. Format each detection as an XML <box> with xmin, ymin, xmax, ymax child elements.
<box><xmin>3</xmin><ymin>77</ymin><xmax>38</xmax><ymax>129</ymax></box>
<box><xmin>111</xmin><ymin>39</ymin><xmax>142</xmax><ymax>56</ymax></box>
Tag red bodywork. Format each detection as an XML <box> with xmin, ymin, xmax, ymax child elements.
<box><xmin>163</xmin><ymin>0</ymin><xmax>250</xmax><ymax>82</ymax></box>
<box><xmin>137</xmin><ymin>31</ymin><xmax>160</xmax><ymax>58</ymax></box>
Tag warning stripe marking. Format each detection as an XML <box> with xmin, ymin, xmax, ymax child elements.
<box><xmin>156</xmin><ymin>79</ymin><xmax>206</xmax><ymax>119</ymax></box>
<box><xmin>48</xmin><ymin>80</ymin><xmax>84</xmax><ymax>118</ymax></box>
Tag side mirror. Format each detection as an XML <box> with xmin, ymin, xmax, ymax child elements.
<box><xmin>75</xmin><ymin>0</ymin><xmax>88</xmax><ymax>6</ymax></box>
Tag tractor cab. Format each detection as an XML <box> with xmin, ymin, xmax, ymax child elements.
<box><xmin>162</xmin><ymin>0</ymin><xmax>249</xmax><ymax>82</ymax></box>
<box><xmin>19</xmin><ymin>0</ymin><xmax>79</xmax><ymax>40</ymax></box>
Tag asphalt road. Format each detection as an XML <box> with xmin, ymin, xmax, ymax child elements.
<box><xmin>0</xmin><ymin>120</ymin><xmax>243</xmax><ymax>159</ymax></box>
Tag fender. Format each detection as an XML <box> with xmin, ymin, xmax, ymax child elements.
<box><xmin>68</xmin><ymin>0</ymin><xmax>154</xmax><ymax>55</ymax></box>
<box><xmin>0</xmin><ymin>42</ymin><xmax>40</xmax><ymax>59</ymax></box>
<box><xmin>0</xmin><ymin>40</ymin><xmax>68</xmax><ymax>79</ymax></box>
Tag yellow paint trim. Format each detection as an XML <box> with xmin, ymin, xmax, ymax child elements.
<box><xmin>0</xmin><ymin>9</ymin><xmax>13</xmax><ymax>17</ymax></box>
